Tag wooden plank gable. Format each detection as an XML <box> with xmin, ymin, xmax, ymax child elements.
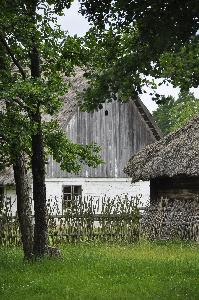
<box><xmin>46</xmin><ymin>100</ymin><xmax>159</xmax><ymax>179</ymax></box>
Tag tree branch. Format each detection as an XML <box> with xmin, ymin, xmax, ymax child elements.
<box><xmin>3</xmin><ymin>97</ymin><xmax>30</xmax><ymax>112</ymax></box>
<box><xmin>0</xmin><ymin>35</ymin><xmax>26</xmax><ymax>80</ymax></box>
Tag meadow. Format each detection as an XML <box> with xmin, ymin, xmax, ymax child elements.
<box><xmin>0</xmin><ymin>242</ymin><xmax>199</xmax><ymax>300</ymax></box>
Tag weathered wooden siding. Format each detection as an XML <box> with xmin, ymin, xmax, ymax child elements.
<box><xmin>46</xmin><ymin>100</ymin><xmax>157</xmax><ymax>178</ymax></box>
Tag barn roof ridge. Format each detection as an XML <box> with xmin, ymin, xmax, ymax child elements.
<box><xmin>132</xmin><ymin>97</ymin><xmax>162</xmax><ymax>141</ymax></box>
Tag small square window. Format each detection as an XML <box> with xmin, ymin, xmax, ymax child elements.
<box><xmin>62</xmin><ymin>185</ymin><xmax>82</xmax><ymax>210</ymax></box>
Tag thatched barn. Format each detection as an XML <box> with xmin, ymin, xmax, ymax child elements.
<box><xmin>0</xmin><ymin>71</ymin><xmax>162</xmax><ymax>210</ymax></box>
<box><xmin>124</xmin><ymin>115</ymin><xmax>199</xmax><ymax>204</ymax></box>
<box><xmin>44</xmin><ymin>73</ymin><xmax>161</xmax><ymax>206</ymax></box>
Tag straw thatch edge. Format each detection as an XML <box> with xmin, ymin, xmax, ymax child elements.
<box><xmin>124</xmin><ymin>114</ymin><xmax>199</xmax><ymax>182</ymax></box>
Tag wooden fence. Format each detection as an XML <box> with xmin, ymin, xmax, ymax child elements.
<box><xmin>0</xmin><ymin>195</ymin><xmax>141</xmax><ymax>246</ymax></box>
<box><xmin>0</xmin><ymin>196</ymin><xmax>199</xmax><ymax>246</ymax></box>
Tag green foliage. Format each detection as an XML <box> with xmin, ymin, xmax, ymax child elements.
<box><xmin>78</xmin><ymin>0</ymin><xmax>199</xmax><ymax>108</ymax></box>
<box><xmin>0</xmin><ymin>0</ymin><xmax>102</xmax><ymax>175</ymax></box>
<box><xmin>0</xmin><ymin>105</ymin><xmax>32</xmax><ymax>170</ymax></box>
<box><xmin>80</xmin><ymin>1</ymin><xmax>199</xmax><ymax>47</ymax></box>
<box><xmin>80</xmin><ymin>27</ymin><xmax>154</xmax><ymax>111</ymax></box>
<box><xmin>170</xmin><ymin>93</ymin><xmax>199</xmax><ymax>131</ymax></box>
<box><xmin>153</xmin><ymin>92</ymin><xmax>199</xmax><ymax>135</ymax></box>
<box><xmin>152</xmin><ymin>96</ymin><xmax>176</xmax><ymax>135</ymax></box>
<box><xmin>62</xmin><ymin>35</ymin><xmax>87</xmax><ymax>70</ymax></box>
<box><xmin>160</xmin><ymin>36</ymin><xmax>199</xmax><ymax>91</ymax></box>
<box><xmin>0</xmin><ymin>77</ymin><xmax>68</xmax><ymax>115</ymax></box>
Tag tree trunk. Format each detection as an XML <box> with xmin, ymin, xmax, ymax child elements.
<box><xmin>31</xmin><ymin>113</ymin><xmax>48</xmax><ymax>257</ymax></box>
<box><xmin>28</xmin><ymin>3</ymin><xmax>48</xmax><ymax>257</ymax></box>
<box><xmin>13</xmin><ymin>153</ymin><xmax>33</xmax><ymax>260</ymax></box>
<box><xmin>5</xmin><ymin>98</ymin><xmax>33</xmax><ymax>260</ymax></box>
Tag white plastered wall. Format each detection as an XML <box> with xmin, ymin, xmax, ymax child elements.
<box><xmin>4</xmin><ymin>179</ymin><xmax>150</xmax><ymax>215</ymax></box>
<box><xmin>45</xmin><ymin>178</ymin><xmax>150</xmax><ymax>212</ymax></box>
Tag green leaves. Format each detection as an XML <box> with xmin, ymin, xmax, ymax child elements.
<box><xmin>153</xmin><ymin>96</ymin><xmax>176</xmax><ymax>135</ymax></box>
<box><xmin>78</xmin><ymin>1</ymin><xmax>199</xmax><ymax>111</ymax></box>
<box><xmin>0</xmin><ymin>103</ymin><xmax>32</xmax><ymax>170</ymax></box>
<box><xmin>80</xmin><ymin>1</ymin><xmax>199</xmax><ymax>48</ymax></box>
<box><xmin>169</xmin><ymin>93</ymin><xmax>199</xmax><ymax>132</ymax></box>
<box><xmin>160</xmin><ymin>37</ymin><xmax>199</xmax><ymax>91</ymax></box>
<box><xmin>0</xmin><ymin>76</ymin><xmax>68</xmax><ymax>115</ymax></box>
<box><xmin>80</xmin><ymin>27</ymin><xmax>154</xmax><ymax>111</ymax></box>
<box><xmin>46</xmin><ymin>0</ymin><xmax>74</xmax><ymax>14</ymax></box>
<box><xmin>153</xmin><ymin>92</ymin><xmax>199</xmax><ymax>135</ymax></box>
<box><xmin>62</xmin><ymin>35</ymin><xmax>86</xmax><ymax>72</ymax></box>
<box><xmin>0</xmin><ymin>0</ymin><xmax>103</xmax><ymax>176</ymax></box>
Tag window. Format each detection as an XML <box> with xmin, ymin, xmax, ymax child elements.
<box><xmin>62</xmin><ymin>185</ymin><xmax>82</xmax><ymax>210</ymax></box>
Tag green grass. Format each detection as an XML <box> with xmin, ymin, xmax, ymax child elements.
<box><xmin>0</xmin><ymin>242</ymin><xmax>199</xmax><ymax>300</ymax></box>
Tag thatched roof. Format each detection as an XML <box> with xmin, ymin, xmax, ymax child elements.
<box><xmin>57</xmin><ymin>69</ymin><xmax>87</xmax><ymax>128</ymax></box>
<box><xmin>124</xmin><ymin>114</ymin><xmax>199</xmax><ymax>182</ymax></box>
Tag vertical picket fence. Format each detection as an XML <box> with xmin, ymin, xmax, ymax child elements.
<box><xmin>0</xmin><ymin>195</ymin><xmax>142</xmax><ymax>246</ymax></box>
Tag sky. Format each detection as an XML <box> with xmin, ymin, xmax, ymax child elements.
<box><xmin>58</xmin><ymin>1</ymin><xmax>198</xmax><ymax>113</ymax></box>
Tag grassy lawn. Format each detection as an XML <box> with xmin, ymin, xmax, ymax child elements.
<box><xmin>0</xmin><ymin>242</ymin><xmax>199</xmax><ymax>300</ymax></box>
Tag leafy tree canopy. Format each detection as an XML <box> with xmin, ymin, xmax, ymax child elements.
<box><xmin>159</xmin><ymin>36</ymin><xmax>199</xmax><ymax>91</ymax></box>
<box><xmin>78</xmin><ymin>0</ymin><xmax>199</xmax><ymax>110</ymax></box>
<box><xmin>153</xmin><ymin>92</ymin><xmax>199</xmax><ymax>135</ymax></box>
<box><xmin>80</xmin><ymin>0</ymin><xmax>199</xmax><ymax>51</ymax></box>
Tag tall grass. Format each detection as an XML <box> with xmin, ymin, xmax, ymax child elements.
<box><xmin>0</xmin><ymin>242</ymin><xmax>199</xmax><ymax>299</ymax></box>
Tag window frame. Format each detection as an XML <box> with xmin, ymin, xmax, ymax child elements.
<box><xmin>62</xmin><ymin>185</ymin><xmax>82</xmax><ymax>210</ymax></box>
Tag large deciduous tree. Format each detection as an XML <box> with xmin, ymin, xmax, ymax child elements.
<box><xmin>0</xmin><ymin>46</ymin><xmax>34</xmax><ymax>260</ymax></box>
<box><xmin>0</xmin><ymin>0</ymin><xmax>102</xmax><ymax>259</ymax></box>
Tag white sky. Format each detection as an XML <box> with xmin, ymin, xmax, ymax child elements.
<box><xmin>58</xmin><ymin>1</ymin><xmax>90</xmax><ymax>36</ymax></box>
<box><xmin>58</xmin><ymin>0</ymin><xmax>199</xmax><ymax>113</ymax></box>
